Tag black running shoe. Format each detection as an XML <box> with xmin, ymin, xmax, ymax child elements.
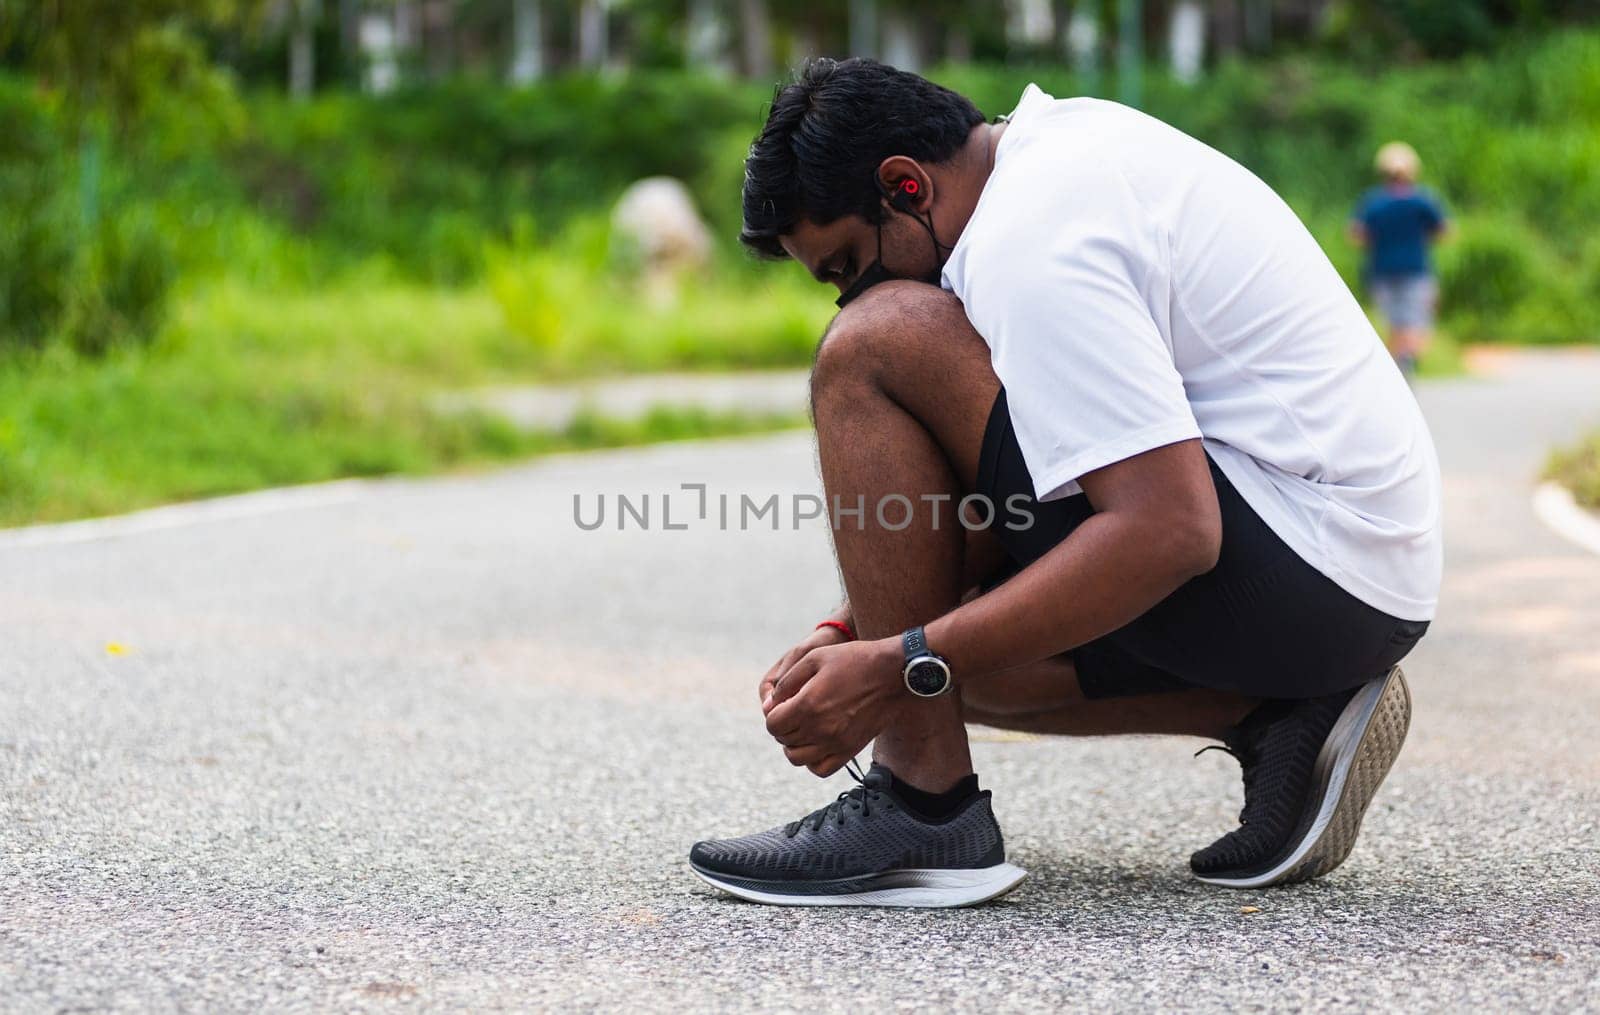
<box><xmin>689</xmin><ymin>761</ymin><xmax>1027</xmax><ymax>908</ymax></box>
<box><xmin>1191</xmin><ymin>666</ymin><xmax>1412</xmax><ymax>888</ymax></box>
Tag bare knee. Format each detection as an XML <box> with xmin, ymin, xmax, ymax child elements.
<box><xmin>811</xmin><ymin>281</ymin><xmax>985</xmax><ymax>406</ymax></box>
<box><xmin>810</xmin><ymin>281</ymin><xmax>997</xmax><ymax>441</ymax></box>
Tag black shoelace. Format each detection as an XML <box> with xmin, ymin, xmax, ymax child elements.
<box><xmin>784</xmin><ymin>758</ymin><xmax>874</xmax><ymax>837</ymax></box>
<box><xmin>1195</xmin><ymin>742</ymin><xmax>1262</xmax><ymax>825</ymax></box>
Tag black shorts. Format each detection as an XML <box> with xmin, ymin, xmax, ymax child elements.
<box><xmin>976</xmin><ymin>389</ymin><xmax>1429</xmax><ymax>701</ymax></box>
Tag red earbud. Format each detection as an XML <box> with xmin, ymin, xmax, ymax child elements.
<box><xmin>889</xmin><ymin>177</ymin><xmax>921</xmax><ymax>212</ymax></box>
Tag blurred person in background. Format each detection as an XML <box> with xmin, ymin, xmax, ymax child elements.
<box><xmin>1349</xmin><ymin>142</ymin><xmax>1451</xmax><ymax>377</ymax></box>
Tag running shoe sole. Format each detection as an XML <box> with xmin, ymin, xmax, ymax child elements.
<box><xmin>691</xmin><ymin>861</ymin><xmax>1028</xmax><ymax>908</ymax></box>
<box><xmin>1194</xmin><ymin>666</ymin><xmax>1412</xmax><ymax>889</ymax></box>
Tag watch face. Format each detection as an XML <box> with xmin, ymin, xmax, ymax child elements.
<box><xmin>906</xmin><ymin>657</ymin><xmax>951</xmax><ymax>697</ymax></box>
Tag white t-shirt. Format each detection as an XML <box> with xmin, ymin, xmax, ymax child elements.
<box><xmin>941</xmin><ymin>85</ymin><xmax>1442</xmax><ymax>621</ymax></box>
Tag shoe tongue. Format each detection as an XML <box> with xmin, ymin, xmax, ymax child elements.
<box><xmin>861</xmin><ymin>762</ymin><xmax>894</xmax><ymax>791</ymax></box>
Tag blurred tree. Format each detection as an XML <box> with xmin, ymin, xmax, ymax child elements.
<box><xmin>421</xmin><ymin>0</ymin><xmax>458</xmax><ymax>78</ymax></box>
<box><xmin>769</xmin><ymin>0</ymin><xmax>835</xmax><ymax>62</ymax></box>
<box><xmin>0</xmin><ymin>0</ymin><xmax>250</xmax><ymax>351</ymax></box>
<box><xmin>848</xmin><ymin>0</ymin><xmax>878</xmax><ymax>57</ymax></box>
<box><xmin>1211</xmin><ymin>0</ymin><xmax>1241</xmax><ymax>58</ymax></box>
<box><xmin>338</xmin><ymin>0</ymin><xmax>362</xmax><ymax>61</ymax></box>
<box><xmin>289</xmin><ymin>0</ymin><xmax>321</xmax><ymax>98</ymax></box>
<box><xmin>0</xmin><ymin>0</ymin><xmax>253</xmax><ymax>122</ymax></box>
<box><xmin>9</xmin><ymin>0</ymin><xmax>1599</xmax><ymax>99</ymax></box>
<box><xmin>1066</xmin><ymin>1</ymin><xmax>1102</xmax><ymax>89</ymax></box>
<box><xmin>0</xmin><ymin>0</ymin><xmax>254</xmax><ymax>225</ymax></box>
<box><xmin>1009</xmin><ymin>0</ymin><xmax>1056</xmax><ymax>54</ymax></box>
<box><xmin>686</xmin><ymin>0</ymin><xmax>726</xmax><ymax>68</ymax></box>
<box><xmin>880</xmin><ymin>5</ymin><xmax>926</xmax><ymax>70</ymax></box>
<box><xmin>1243</xmin><ymin>0</ymin><xmax>1270</xmax><ymax>50</ymax></box>
<box><xmin>578</xmin><ymin>0</ymin><xmax>609</xmax><ymax>68</ymax></box>
<box><xmin>1169</xmin><ymin>0</ymin><xmax>1205</xmax><ymax>82</ymax></box>
<box><xmin>739</xmin><ymin>0</ymin><xmax>774</xmax><ymax>75</ymax></box>
<box><xmin>510</xmin><ymin>0</ymin><xmax>546</xmax><ymax>82</ymax></box>
<box><xmin>1315</xmin><ymin>0</ymin><xmax>1599</xmax><ymax>59</ymax></box>
<box><xmin>1119</xmin><ymin>0</ymin><xmax>1142</xmax><ymax>104</ymax></box>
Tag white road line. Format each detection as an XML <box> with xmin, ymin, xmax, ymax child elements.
<box><xmin>0</xmin><ymin>479</ymin><xmax>372</xmax><ymax>550</ymax></box>
<box><xmin>1532</xmin><ymin>481</ymin><xmax>1600</xmax><ymax>557</ymax></box>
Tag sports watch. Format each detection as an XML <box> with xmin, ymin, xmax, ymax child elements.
<box><xmin>901</xmin><ymin>626</ymin><xmax>953</xmax><ymax>698</ymax></box>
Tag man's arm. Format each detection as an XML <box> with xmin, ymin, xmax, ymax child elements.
<box><xmin>759</xmin><ymin>516</ymin><xmax>1011</xmax><ymax>703</ymax></box>
<box><xmin>1424</xmin><ymin>195</ymin><xmax>1452</xmax><ymax>241</ymax></box>
<box><xmin>923</xmin><ymin>438</ymin><xmax>1220</xmax><ymax>680</ymax></box>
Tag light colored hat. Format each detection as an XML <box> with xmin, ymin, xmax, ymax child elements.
<box><xmin>1375</xmin><ymin>141</ymin><xmax>1421</xmax><ymax>180</ymax></box>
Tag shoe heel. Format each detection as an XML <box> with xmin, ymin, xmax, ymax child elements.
<box><xmin>1282</xmin><ymin>666</ymin><xmax>1412</xmax><ymax>884</ymax></box>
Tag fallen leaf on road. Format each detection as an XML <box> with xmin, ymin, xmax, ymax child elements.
<box><xmin>1240</xmin><ymin>906</ymin><xmax>1261</xmax><ymax>914</ymax></box>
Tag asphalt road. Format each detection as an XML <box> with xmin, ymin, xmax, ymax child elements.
<box><xmin>4</xmin><ymin>350</ymin><xmax>1599</xmax><ymax>1012</ymax></box>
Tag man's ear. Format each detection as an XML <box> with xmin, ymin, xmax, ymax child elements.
<box><xmin>875</xmin><ymin>156</ymin><xmax>933</xmax><ymax>212</ymax></box>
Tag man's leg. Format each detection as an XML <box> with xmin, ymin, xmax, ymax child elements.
<box><xmin>808</xmin><ymin>282</ymin><xmax>1254</xmax><ymax>792</ymax></box>
<box><xmin>1392</xmin><ymin>325</ymin><xmax>1423</xmax><ymax>374</ymax></box>
<box><xmin>808</xmin><ymin>283</ymin><xmax>988</xmax><ymax>792</ymax></box>
<box><xmin>959</xmin><ymin>654</ymin><xmax>1255</xmax><ymax>738</ymax></box>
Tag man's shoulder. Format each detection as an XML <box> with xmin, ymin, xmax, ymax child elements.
<box><xmin>954</xmin><ymin>148</ymin><xmax>1139</xmax><ymax>276</ymax></box>
<box><xmin>1362</xmin><ymin>186</ymin><xmax>1407</xmax><ymax>213</ymax></box>
<box><xmin>982</xmin><ymin>112</ymin><xmax>1155</xmax><ymax>226</ymax></box>
<box><xmin>1008</xmin><ymin>96</ymin><xmax>1199</xmax><ymax>166</ymax></box>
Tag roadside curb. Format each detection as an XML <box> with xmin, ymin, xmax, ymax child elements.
<box><xmin>1532</xmin><ymin>481</ymin><xmax>1600</xmax><ymax>557</ymax></box>
<box><xmin>0</xmin><ymin>429</ymin><xmax>815</xmax><ymax>549</ymax></box>
<box><xmin>0</xmin><ymin>479</ymin><xmax>372</xmax><ymax>551</ymax></box>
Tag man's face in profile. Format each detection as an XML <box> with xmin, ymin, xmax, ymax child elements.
<box><xmin>778</xmin><ymin>198</ymin><xmax>944</xmax><ymax>303</ymax></box>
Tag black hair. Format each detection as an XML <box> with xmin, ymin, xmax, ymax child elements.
<box><xmin>739</xmin><ymin>58</ymin><xmax>987</xmax><ymax>260</ymax></box>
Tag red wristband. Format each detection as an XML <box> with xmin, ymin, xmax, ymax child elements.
<box><xmin>815</xmin><ymin>619</ymin><xmax>856</xmax><ymax>641</ymax></box>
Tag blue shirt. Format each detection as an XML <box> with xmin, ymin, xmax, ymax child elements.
<box><xmin>1353</xmin><ymin>185</ymin><xmax>1446</xmax><ymax>278</ymax></box>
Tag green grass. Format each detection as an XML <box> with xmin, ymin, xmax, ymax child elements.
<box><xmin>0</xmin><ymin>273</ymin><xmax>817</xmax><ymax>527</ymax></box>
<box><xmin>1547</xmin><ymin>432</ymin><xmax>1600</xmax><ymax>509</ymax></box>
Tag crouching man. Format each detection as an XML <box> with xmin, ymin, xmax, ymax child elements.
<box><xmin>690</xmin><ymin>59</ymin><xmax>1440</xmax><ymax>907</ymax></box>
